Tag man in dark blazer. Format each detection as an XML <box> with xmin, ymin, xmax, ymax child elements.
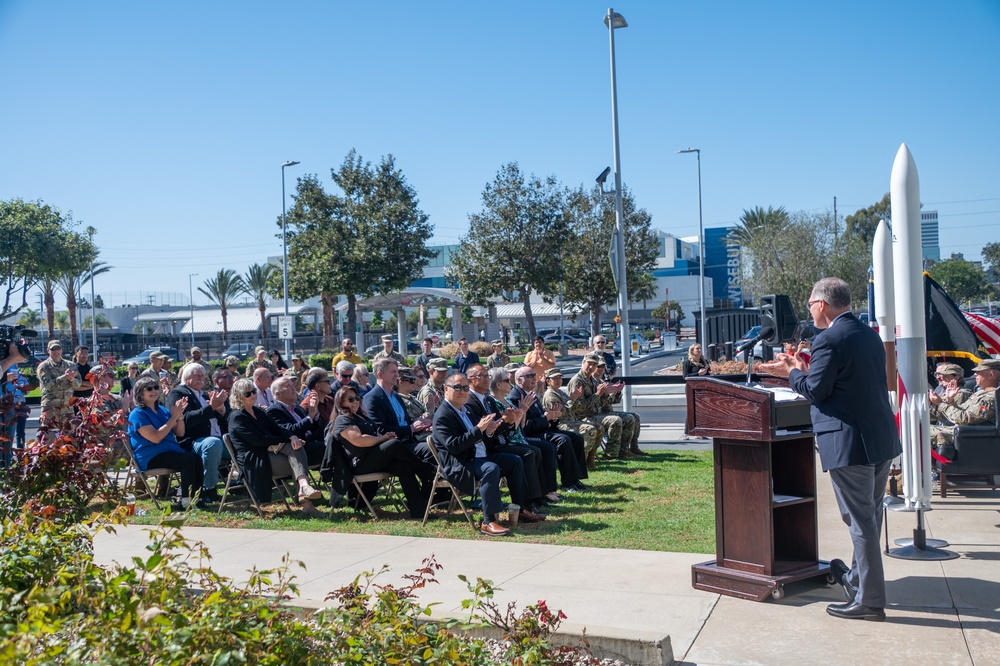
<box><xmin>762</xmin><ymin>277</ymin><xmax>901</xmax><ymax>622</ymax></box>
<box><xmin>507</xmin><ymin>366</ymin><xmax>588</xmax><ymax>491</ymax></box>
<box><xmin>452</xmin><ymin>338</ymin><xmax>481</xmax><ymax>374</ymax></box>
<box><xmin>431</xmin><ymin>372</ymin><xmax>545</xmax><ymax>536</ymax></box>
<box><xmin>166</xmin><ymin>363</ymin><xmax>229</xmax><ymax>502</ymax></box>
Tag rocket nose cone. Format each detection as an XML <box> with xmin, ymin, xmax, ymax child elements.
<box><xmin>891</xmin><ymin>142</ymin><xmax>919</xmax><ymax>190</ymax></box>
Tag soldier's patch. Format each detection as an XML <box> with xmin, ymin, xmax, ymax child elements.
<box><xmin>979</xmin><ymin>402</ymin><xmax>991</xmax><ymax>416</ymax></box>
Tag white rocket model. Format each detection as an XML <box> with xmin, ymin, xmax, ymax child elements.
<box><xmin>890</xmin><ymin>143</ymin><xmax>931</xmax><ymax>510</ymax></box>
<box><xmin>872</xmin><ymin>218</ymin><xmax>897</xmax><ymax>410</ymax></box>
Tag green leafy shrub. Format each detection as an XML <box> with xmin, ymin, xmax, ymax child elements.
<box><xmin>309</xmin><ymin>353</ymin><xmax>333</xmax><ymax>370</ymax></box>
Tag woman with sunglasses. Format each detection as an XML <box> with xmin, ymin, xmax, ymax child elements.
<box><xmin>352</xmin><ymin>365</ymin><xmax>372</xmax><ymax>396</ymax></box>
<box><xmin>128</xmin><ymin>375</ymin><xmax>205</xmax><ymax>508</ymax></box>
<box><xmin>227</xmin><ymin>378</ymin><xmax>323</xmax><ymax>516</ymax></box>
<box><xmin>327</xmin><ymin>385</ymin><xmax>427</xmax><ymax>519</ymax></box>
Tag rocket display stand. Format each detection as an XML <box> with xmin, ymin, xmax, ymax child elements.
<box><xmin>687</xmin><ymin>376</ymin><xmax>832</xmax><ymax>602</ymax></box>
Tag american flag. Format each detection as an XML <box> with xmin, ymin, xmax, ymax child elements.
<box><xmin>962</xmin><ymin>311</ymin><xmax>1000</xmax><ymax>356</ymax></box>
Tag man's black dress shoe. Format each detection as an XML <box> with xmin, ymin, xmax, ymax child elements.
<box><xmin>826</xmin><ymin>601</ymin><xmax>885</xmax><ymax>622</ymax></box>
<box><xmin>830</xmin><ymin>558</ymin><xmax>858</xmax><ymax>603</ymax></box>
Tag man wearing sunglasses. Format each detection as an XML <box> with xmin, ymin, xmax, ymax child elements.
<box><xmin>300</xmin><ymin>367</ymin><xmax>337</xmax><ymax>423</ymax></box>
<box><xmin>432</xmin><ymin>373</ymin><xmax>545</xmax><ymax>536</ymax></box>
<box><xmin>331</xmin><ymin>338</ymin><xmax>364</xmax><ymax>367</ymax></box>
<box><xmin>331</xmin><ymin>360</ymin><xmax>360</xmax><ymax>393</ymax></box>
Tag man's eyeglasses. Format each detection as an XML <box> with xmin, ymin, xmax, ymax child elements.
<box><xmin>445</xmin><ymin>384</ymin><xmax>470</xmax><ymax>392</ymax></box>
<box><xmin>521</xmin><ymin>373</ymin><xmax>536</xmax><ymax>378</ymax></box>
<box><xmin>594</xmin><ymin>339</ymin><xmax>606</xmax><ymax>345</ymax></box>
<box><xmin>807</xmin><ymin>299</ymin><xmax>824</xmax><ymax>309</ymax></box>
<box><xmin>339</xmin><ymin>373</ymin><xmax>353</xmax><ymax>378</ymax></box>
<box><xmin>467</xmin><ymin>374</ymin><xmax>484</xmax><ymax>380</ymax></box>
<box><xmin>315</xmin><ymin>378</ymin><xmax>331</xmax><ymax>384</ymax></box>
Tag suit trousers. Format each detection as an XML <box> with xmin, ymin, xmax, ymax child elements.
<box><xmin>829</xmin><ymin>459</ymin><xmax>893</xmax><ymax>608</ymax></box>
<box><xmin>472</xmin><ymin>452</ymin><xmax>527</xmax><ymax>522</ymax></box>
<box><xmin>353</xmin><ymin>438</ymin><xmax>426</xmax><ymax>518</ymax></box>
<box><xmin>544</xmin><ymin>430</ymin><xmax>586</xmax><ymax>485</ymax></box>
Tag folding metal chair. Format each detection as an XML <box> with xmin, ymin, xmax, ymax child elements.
<box><xmin>348</xmin><ymin>471</ymin><xmax>406</xmax><ymax>519</ymax></box>
<box><xmin>218</xmin><ymin>434</ymin><xmax>294</xmax><ymax>517</ymax></box>
<box><xmin>421</xmin><ymin>436</ymin><xmax>476</xmax><ymax>528</ymax></box>
<box><xmin>121</xmin><ymin>438</ymin><xmax>179</xmax><ymax>510</ymax></box>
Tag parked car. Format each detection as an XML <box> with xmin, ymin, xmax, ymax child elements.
<box><xmin>121</xmin><ymin>346</ymin><xmax>182</xmax><ymax>365</ymax></box>
<box><xmin>363</xmin><ymin>339</ymin><xmax>421</xmax><ymax>357</ymax></box>
<box><xmin>219</xmin><ymin>343</ymin><xmax>256</xmax><ymax>360</ymax></box>
<box><xmin>542</xmin><ymin>333</ymin><xmax>587</xmax><ymax>349</ymax></box>
<box><xmin>612</xmin><ymin>334</ymin><xmax>651</xmax><ymax>356</ymax></box>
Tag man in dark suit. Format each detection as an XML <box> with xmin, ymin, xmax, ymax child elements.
<box><xmin>507</xmin><ymin>366</ymin><xmax>588</xmax><ymax>492</ymax></box>
<box><xmin>166</xmin><ymin>364</ymin><xmax>230</xmax><ymax>502</ymax></box>
<box><xmin>762</xmin><ymin>277</ymin><xmax>901</xmax><ymax>622</ymax></box>
<box><xmin>364</xmin><ymin>358</ymin><xmax>437</xmax><ymax>481</ymax></box>
<box><xmin>452</xmin><ymin>338</ymin><xmax>481</xmax><ymax>374</ymax></box>
<box><xmin>432</xmin><ymin>372</ymin><xmax>545</xmax><ymax>536</ymax></box>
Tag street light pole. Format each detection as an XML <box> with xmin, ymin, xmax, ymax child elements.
<box><xmin>677</xmin><ymin>148</ymin><xmax>706</xmax><ymax>352</ymax></box>
<box><xmin>281</xmin><ymin>160</ymin><xmax>300</xmax><ymax>361</ymax></box>
<box><xmin>87</xmin><ymin>227</ymin><xmax>98</xmax><ymax>353</ymax></box>
<box><xmin>188</xmin><ymin>273</ymin><xmax>198</xmax><ymax>348</ymax></box>
<box><xmin>605</xmin><ymin>7</ymin><xmax>631</xmax><ymax>407</ymax></box>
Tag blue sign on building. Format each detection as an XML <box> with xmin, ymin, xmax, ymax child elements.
<box><xmin>704</xmin><ymin>227</ymin><xmax>742</xmax><ymax>308</ymax></box>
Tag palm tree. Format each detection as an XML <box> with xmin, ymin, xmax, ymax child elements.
<box><xmin>630</xmin><ymin>271</ymin><xmax>658</xmax><ymax>309</ymax></box>
<box><xmin>40</xmin><ymin>278</ymin><xmax>57</xmax><ymax>339</ymax></box>
<box><xmin>53</xmin><ymin>311</ymin><xmax>70</xmax><ymax>337</ymax></box>
<box><xmin>244</xmin><ymin>263</ymin><xmax>277</xmax><ymax>346</ymax></box>
<box><xmin>199</xmin><ymin>269</ymin><xmax>246</xmax><ymax>346</ymax></box>
<box><xmin>16</xmin><ymin>308</ymin><xmax>42</xmax><ymax>329</ymax></box>
<box><xmin>83</xmin><ymin>313</ymin><xmax>111</xmax><ymax>329</ymax></box>
<box><xmin>57</xmin><ymin>260</ymin><xmax>112</xmax><ymax>345</ymax></box>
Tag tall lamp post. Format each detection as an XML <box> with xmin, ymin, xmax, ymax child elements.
<box><xmin>677</xmin><ymin>148</ymin><xmax>706</xmax><ymax>352</ymax></box>
<box><xmin>605</xmin><ymin>8</ymin><xmax>631</xmax><ymax>407</ymax></box>
<box><xmin>87</xmin><ymin>227</ymin><xmax>98</xmax><ymax>352</ymax></box>
<box><xmin>281</xmin><ymin>160</ymin><xmax>300</xmax><ymax>360</ymax></box>
<box><xmin>188</xmin><ymin>273</ymin><xmax>198</xmax><ymax>348</ymax></box>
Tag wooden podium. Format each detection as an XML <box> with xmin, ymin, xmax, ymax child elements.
<box><xmin>686</xmin><ymin>376</ymin><xmax>831</xmax><ymax>601</ymax></box>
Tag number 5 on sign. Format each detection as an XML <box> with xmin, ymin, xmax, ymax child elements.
<box><xmin>278</xmin><ymin>316</ymin><xmax>293</xmax><ymax>340</ymax></box>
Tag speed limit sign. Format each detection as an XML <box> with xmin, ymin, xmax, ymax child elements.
<box><xmin>278</xmin><ymin>316</ymin><xmax>293</xmax><ymax>340</ymax></box>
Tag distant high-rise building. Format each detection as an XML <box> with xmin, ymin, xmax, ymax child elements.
<box><xmin>921</xmin><ymin>210</ymin><xmax>941</xmax><ymax>262</ymax></box>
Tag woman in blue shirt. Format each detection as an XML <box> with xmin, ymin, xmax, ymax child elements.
<box><xmin>128</xmin><ymin>375</ymin><xmax>204</xmax><ymax>505</ymax></box>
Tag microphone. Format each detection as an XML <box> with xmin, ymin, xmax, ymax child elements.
<box><xmin>737</xmin><ymin>327</ymin><xmax>774</xmax><ymax>353</ymax></box>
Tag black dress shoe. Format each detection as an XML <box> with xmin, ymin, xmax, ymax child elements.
<box><xmin>826</xmin><ymin>601</ymin><xmax>885</xmax><ymax>622</ymax></box>
<box><xmin>830</xmin><ymin>558</ymin><xmax>858</xmax><ymax>603</ymax></box>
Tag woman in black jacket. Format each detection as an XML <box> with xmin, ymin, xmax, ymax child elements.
<box><xmin>326</xmin><ymin>385</ymin><xmax>426</xmax><ymax>519</ymax></box>
<box><xmin>682</xmin><ymin>343</ymin><xmax>710</xmax><ymax>377</ymax></box>
<box><xmin>227</xmin><ymin>378</ymin><xmax>323</xmax><ymax>516</ymax></box>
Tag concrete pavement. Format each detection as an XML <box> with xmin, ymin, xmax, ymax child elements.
<box><xmin>92</xmin><ymin>425</ymin><xmax>1000</xmax><ymax>665</ymax></box>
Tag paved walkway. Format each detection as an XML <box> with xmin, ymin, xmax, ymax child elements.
<box><xmin>93</xmin><ymin>426</ymin><xmax>1000</xmax><ymax>665</ymax></box>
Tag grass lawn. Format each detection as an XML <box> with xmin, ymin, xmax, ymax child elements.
<box><xmin>116</xmin><ymin>450</ymin><xmax>716</xmax><ymax>554</ymax></box>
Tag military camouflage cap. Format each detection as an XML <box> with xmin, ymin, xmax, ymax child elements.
<box><xmin>291</xmin><ymin>354</ymin><xmax>303</xmax><ymax>361</ymax></box>
<box><xmin>544</xmin><ymin>368</ymin><xmax>563</xmax><ymax>379</ymax></box>
<box><xmin>398</xmin><ymin>367</ymin><xmax>416</xmax><ymax>381</ymax></box>
<box><xmin>583</xmin><ymin>352</ymin><xmax>602</xmax><ymax>364</ymax></box>
<box><xmin>47</xmin><ymin>340</ymin><xmax>62</xmax><ymax>350</ymax></box>
<box><xmin>971</xmin><ymin>358</ymin><xmax>1000</xmax><ymax>372</ymax></box>
<box><xmin>427</xmin><ymin>358</ymin><xmax>450</xmax><ymax>372</ymax></box>
<box><xmin>255</xmin><ymin>346</ymin><xmax>266</xmax><ymax>353</ymax></box>
<box><xmin>149</xmin><ymin>351</ymin><xmax>167</xmax><ymax>361</ymax></box>
<box><xmin>503</xmin><ymin>362</ymin><xmax>521</xmax><ymax>372</ymax></box>
<box><xmin>190</xmin><ymin>346</ymin><xmax>203</xmax><ymax>354</ymax></box>
<box><xmin>381</xmin><ymin>334</ymin><xmax>393</xmax><ymax>342</ymax></box>
<box><xmin>935</xmin><ymin>362</ymin><xmax>964</xmax><ymax>377</ymax></box>
<box><xmin>225</xmin><ymin>355</ymin><xmax>240</xmax><ymax>365</ymax></box>
<box><xmin>491</xmin><ymin>339</ymin><xmax>504</xmax><ymax>346</ymax></box>
<box><xmin>596</xmin><ymin>357</ymin><xmax>607</xmax><ymax>367</ymax></box>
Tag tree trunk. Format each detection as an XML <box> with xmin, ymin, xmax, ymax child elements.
<box><xmin>258</xmin><ymin>300</ymin><xmax>268</xmax><ymax>347</ymax></box>
<box><xmin>221</xmin><ymin>305</ymin><xmax>229</xmax><ymax>346</ymax></box>
<box><xmin>45</xmin><ymin>285</ymin><xmax>55</xmax><ymax>340</ymax></box>
<box><xmin>320</xmin><ymin>291</ymin><xmax>336</xmax><ymax>349</ymax></box>
<box><xmin>347</xmin><ymin>294</ymin><xmax>358</xmax><ymax>345</ymax></box>
<box><xmin>590</xmin><ymin>298</ymin><xmax>602</xmax><ymax>340</ymax></box>
<box><xmin>66</xmin><ymin>288</ymin><xmax>78</xmax><ymax>345</ymax></box>
<box><xmin>520</xmin><ymin>287</ymin><xmax>536</xmax><ymax>342</ymax></box>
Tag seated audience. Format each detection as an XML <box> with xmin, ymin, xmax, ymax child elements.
<box><xmin>252</xmin><ymin>367</ymin><xmax>276</xmax><ymax>408</ymax></box>
<box><xmin>301</xmin><ymin>367</ymin><xmax>336</xmax><ymax>423</ymax></box>
<box><xmin>128</xmin><ymin>376</ymin><xmax>206</xmax><ymax>508</ymax></box>
<box><xmin>227</xmin><ymin>378</ymin><xmax>323</xmax><ymax>517</ymax></box>
<box><xmin>352</xmin><ymin>364</ymin><xmax>372</xmax><ymax>396</ymax></box>
<box><xmin>167</xmin><ymin>364</ymin><xmax>230</xmax><ymax>503</ymax></box>
<box><xmin>929</xmin><ymin>358</ymin><xmax>998</xmax><ymax>450</ymax></box>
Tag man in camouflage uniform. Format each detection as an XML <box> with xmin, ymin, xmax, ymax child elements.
<box><xmin>285</xmin><ymin>354</ymin><xmax>308</xmax><ymax>393</ymax></box>
<box><xmin>244</xmin><ymin>346</ymin><xmax>278</xmax><ymax>377</ymax></box>
<box><xmin>929</xmin><ymin>358</ymin><xmax>998</xmax><ymax>449</ymax></box>
<box><xmin>396</xmin><ymin>367</ymin><xmax>429</xmax><ymax>422</ymax></box>
<box><xmin>541</xmin><ymin>367</ymin><xmax>603</xmax><ymax>470</ymax></box>
<box><xmin>567</xmin><ymin>353</ymin><xmax>626</xmax><ymax>460</ymax></box>
<box><xmin>37</xmin><ymin>340</ymin><xmax>81</xmax><ymax>422</ymax></box>
<box><xmin>486</xmin><ymin>339</ymin><xmax>509</xmax><ymax>370</ymax></box>
<box><xmin>139</xmin><ymin>351</ymin><xmax>177</xmax><ymax>404</ymax></box>
<box><xmin>591</xmin><ymin>357</ymin><xmax>643</xmax><ymax>458</ymax></box>
<box><xmin>928</xmin><ymin>362</ymin><xmax>972</xmax><ymax>442</ymax></box>
<box><xmin>372</xmin><ymin>334</ymin><xmax>408</xmax><ymax>366</ymax></box>
<box><xmin>182</xmin><ymin>346</ymin><xmax>214</xmax><ymax>378</ymax></box>
<box><xmin>418</xmin><ymin>357</ymin><xmax>449</xmax><ymax>414</ymax></box>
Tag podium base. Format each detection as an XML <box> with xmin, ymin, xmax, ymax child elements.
<box><xmin>692</xmin><ymin>560</ymin><xmax>831</xmax><ymax>602</ymax></box>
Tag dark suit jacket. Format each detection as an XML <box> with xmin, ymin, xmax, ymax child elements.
<box><xmin>267</xmin><ymin>401</ymin><xmax>325</xmax><ymax>443</ymax></box>
<box><xmin>166</xmin><ymin>384</ymin><xmax>228</xmax><ymax>450</ymax></box>
<box><xmin>363</xmin><ymin>384</ymin><xmax>415</xmax><ymax>440</ymax></box>
<box><xmin>789</xmin><ymin>312</ymin><xmax>902</xmax><ymax>470</ymax></box>
<box><xmin>506</xmin><ymin>384</ymin><xmax>551</xmax><ymax>437</ymax></box>
<box><xmin>431</xmin><ymin>400</ymin><xmax>485</xmax><ymax>495</ymax></box>
<box><xmin>227</xmin><ymin>406</ymin><xmax>295</xmax><ymax>501</ymax></box>
<box><xmin>453</xmin><ymin>351</ymin><xmax>481</xmax><ymax>374</ymax></box>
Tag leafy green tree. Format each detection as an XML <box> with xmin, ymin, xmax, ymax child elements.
<box><xmin>844</xmin><ymin>194</ymin><xmax>891</xmax><ymax>246</ymax></box>
<box><xmin>281</xmin><ymin>150</ymin><xmax>434</xmax><ymax>346</ymax></box>
<box><xmin>54</xmin><ymin>311</ymin><xmax>70</xmax><ymax>336</ymax></box>
<box><xmin>652</xmin><ymin>300</ymin><xmax>685</xmax><ymax>328</ymax></box>
<box><xmin>0</xmin><ymin>199</ymin><xmax>82</xmax><ymax>320</ymax></box>
<box><xmin>58</xmin><ymin>258</ymin><xmax>111</xmax><ymax>346</ymax></box>
<box><xmin>199</xmin><ymin>269</ymin><xmax>246</xmax><ymax>345</ymax></box>
<box><xmin>928</xmin><ymin>257</ymin><xmax>994</xmax><ymax>307</ymax></box>
<box><xmin>371</xmin><ymin>310</ymin><xmax>384</xmax><ymax>330</ymax></box>
<box><xmin>435</xmin><ymin>307</ymin><xmax>450</xmax><ymax>331</ymax></box>
<box><xmin>729</xmin><ymin>206</ymin><xmax>791</xmax><ymax>279</ymax></box>
<box><xmin>561</xmin><ymin>185</ymin><xmax>658</xmax><ymax>338</ymax></box>
<box><xmin>982</xmin><ymin>242</ymin><xmax>1000</xmax><ymax>286</ymax></box>
<box><xmin>447</xmin><ymin>163</ymin><xmax>566</xmax><ymax>340</ymax></box>
<box><xmin>461</xmin><ymin>306</ymin><xmax>474</xmax><ymax>325</ymax></box>
<box><xmin>16</xmin><ymin>308</ymin><xmax>42</xmax><ymax>328</ymax></box>
<box><xmin>631</xmin><ymin>271</ymin><xmax>658</xmax><ymax>309</ymax></box>
<box><xmin>244</xmin><ymin>263</ymin><xmax>277</xmax><ymax>346</ymax></box>
<box><xmin>386</xmin><ymin>312</ymin><xmax>398</xmax><ymax>333</ymax></box>
<box><xmin>82</xmin><ymin>313</ymin><xmax>111</xmax><ymax>329</ymax></box>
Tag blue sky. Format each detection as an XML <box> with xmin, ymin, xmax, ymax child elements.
<box><xmin>2</xmin><ymin>1</ymin><xmax>998</xmax><ymax>309</ymax></box>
